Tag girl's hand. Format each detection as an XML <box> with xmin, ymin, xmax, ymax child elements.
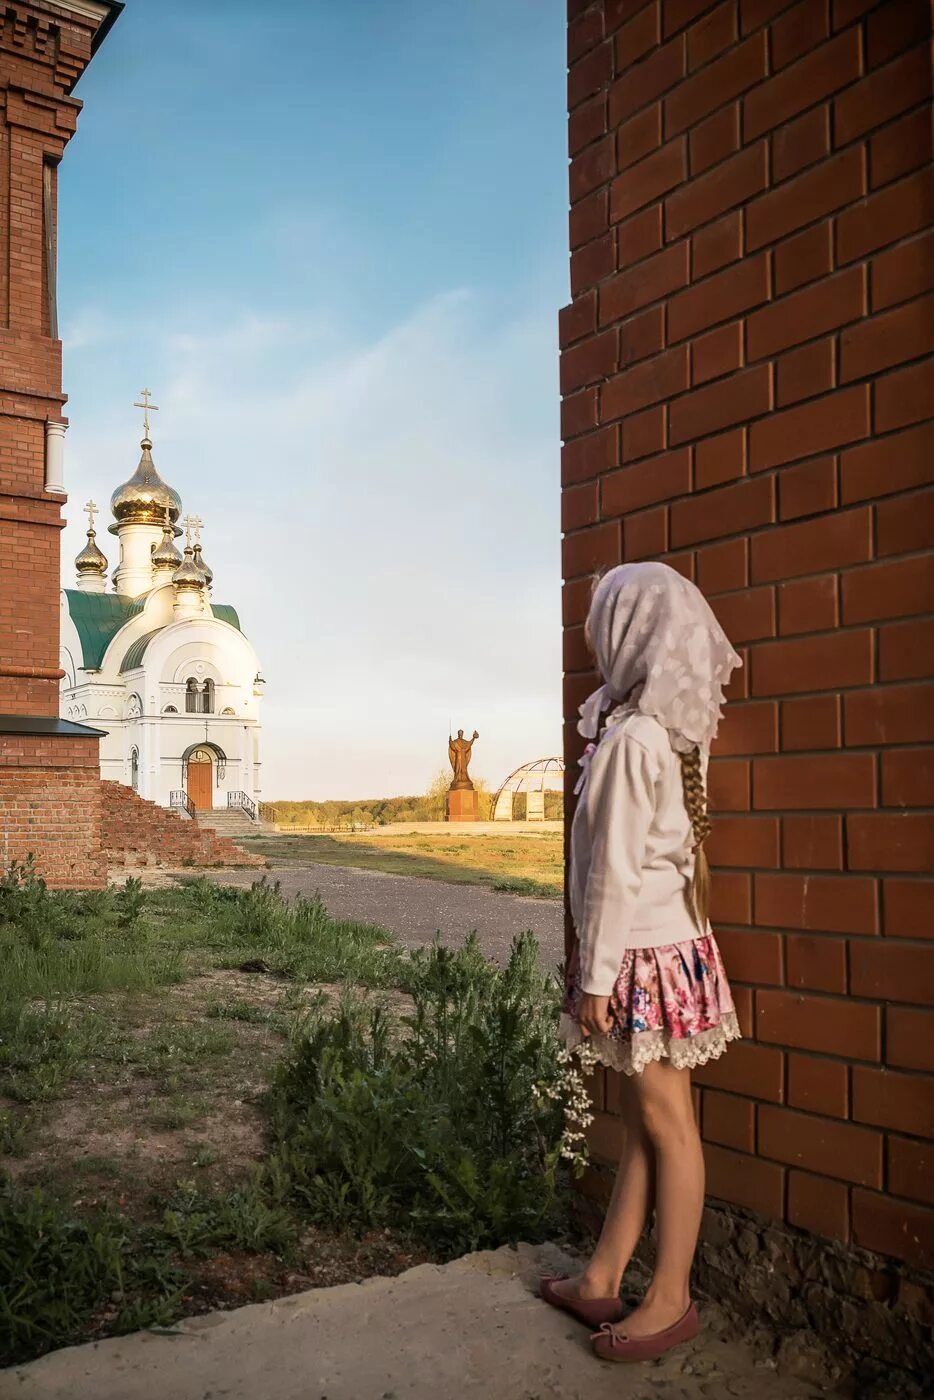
<box><xmin>577</xmin><ymin>993</ymin><xmax>612</xmax><ymax>1036</ymax></box>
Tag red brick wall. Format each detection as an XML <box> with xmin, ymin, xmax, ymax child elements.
<box><xmin>1</xmin><ymin>4</ymin><xmax>118</xmax><ymax>890</ymax></box>
<box><xmin>0</xmin><ymin>734</ymin><xmax>104</xmax><ymax>886</ymax></box>
<box><xmin>102</xmin><ymin>781</ymin><xmax>266</xmax><ymax>870</ymax></box>
<box><xmin>0</xmin><ymin>4</ymin><xmax>89</xmax><ymax>716</ymax></box>
<box><xmin>562</xmin><ymin>0</ymin><xmax>933</xmax><ymax>1267</ymax></box>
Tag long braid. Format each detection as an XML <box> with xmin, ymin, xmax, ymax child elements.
<box><xmin>680</xmin><ymin>746</ymin><xmax>711</xmax><ymax>932</ymax></box>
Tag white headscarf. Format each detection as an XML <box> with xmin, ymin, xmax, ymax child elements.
<box><xmin>578</xmin><ymin>562</ymin><xmax>742</xmax><ymax>753</ymax></box>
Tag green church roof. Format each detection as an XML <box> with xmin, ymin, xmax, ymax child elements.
<box><xmin>211</xmin><ymin>603</ymin><xmax>240</xmax><ymax>630</ymax></box>
<box><xmin>63</xmin><ymin>591</ymin><xmax>144</xmax><ymax>670</ymax></box>
<box><xmin>119</xmin><ymin>629</ymin><xmax>162</xmax><ymax>673</ymax></box>
<box><xmin>65</xmin><ymin>591</ymin><xmax>243</xmax><ymax>673</ymax></box>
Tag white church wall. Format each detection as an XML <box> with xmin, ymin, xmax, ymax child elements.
<box><xmin>111</xmin><ymin>522</ymin><xmax>164</xmax><ymax>598</ymax></box>
<box><xmin>159</xmin><ymin>626</ymin><xmax>260</xmax><ymax>722</ymax></box>
<box><xmin>60</xmin><ymin>509</ymin><xmax>263</xmax><ymax>812</ymax></box>
<box><xmin>60</xmin><ymin>645</ymin><xmax>77</xmax><ymax>690</ymax></box>
<box><xmin>59</xmin><ymin>602</ymin><xmax>83</xmax><ymax>693</ymax></box>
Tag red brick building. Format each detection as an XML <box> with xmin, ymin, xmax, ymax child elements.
<box><xmin>0</xmin><ymin>1</ymin><xmax>122</xmax><ymax>886</ymax></box>
<box><xmin>561</xmin><ymin>0</ymin><xmax>932</xmax><ymax>1372</ymax></box>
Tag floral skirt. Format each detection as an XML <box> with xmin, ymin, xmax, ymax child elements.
<box><xmin>560</xmin><ymin>932</ymin><xmax>741</xmax><ymax>1075</ymax></box>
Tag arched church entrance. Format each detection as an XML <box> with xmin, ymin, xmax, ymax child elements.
<box><xmin>186</xmin><ymin>747</ymin><xmax>213</xmax><ymax>811</ymax></box>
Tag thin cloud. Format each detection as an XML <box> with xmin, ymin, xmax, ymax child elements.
<box><xmin>62</xmin><ymin>289</ymin><xmax>561</xmax><ymax>799</ymax></box>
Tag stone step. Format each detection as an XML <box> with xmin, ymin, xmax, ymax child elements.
<box><xmin>197</xmin><ymin>810</ymin><xmax>261</xmax><ymax>837</ymax></box>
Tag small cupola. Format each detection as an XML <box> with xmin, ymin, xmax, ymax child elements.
<box><xmin>152</xmin><ymin>507</ymin><xmax>183</xmax><ymax>578</ymax></box>
<box><xmin>172</xmin><ymin>517</ymin><xmax>207</xmax><ymax>618</ymax></box>
<box><xmin>74</xmin><ymin>500</ymin><xmax>109</xmax><ymax>593</ymax></box>
<box><xmin>193</xmin><ymin>540</ymin><xmax>213</xmax><ymax>590</ymax></box>
<box><xmin>181</xmin><ymin>513</ymin><xmax>213</xmax><ymax>590</ymax></box>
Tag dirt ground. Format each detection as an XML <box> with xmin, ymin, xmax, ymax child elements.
<box><xmin>3</xmin><ymin>961</ymin><xmax>422</xmax><ymax>1319</ymax></box>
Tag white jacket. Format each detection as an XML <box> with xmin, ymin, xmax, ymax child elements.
<box><xmin>570</xmin><ymin>707</ymin><xmax>703</xmax><ymax>996</ymax></box>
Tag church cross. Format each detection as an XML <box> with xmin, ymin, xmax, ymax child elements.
<box><xmin>183</xmin><ymin>513</ymin><xmax>203</xmax><ymax>546</ymax></box>
<box><xmin>84</xmin><ymin>499</ymin><xmax>98</xmax><ymax>532</ymax></box>
<box><xmin>133</xmin><ymin>387</ymin><xmax>159</xmax><ymax>437</ymax></box>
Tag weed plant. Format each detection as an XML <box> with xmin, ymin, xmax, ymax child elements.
<box><xmin>0</xmin><ymin>1174</ymin><xmax>292</xmax><ymax>1361</ymax></box>
<box><xmin>268</xmin><ymin>933</ymin><xmax>570</xmax><ymax>1256</ymax></box>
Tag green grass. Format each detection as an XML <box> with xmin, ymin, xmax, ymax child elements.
<box><xmin>206</xmin><ymin>999</ymin><xmax>274</xmax><ymax>1024</ymax></box>
<box><xmin>199</xmin><ymin>878</ymin><xmax>408</xmax><ymax>988</ymax></box>
<box><xmin>492</xmin><ymin>874</ymin><xmax>558</xmax><ymax>898</ymax></box>
<box><xmin>131</xmin><ymin>1023</ymin><xmax>238</xmax><ymax>1077</ymax></box>
<box><xmin>0</xmin><ymin>868</ymin><xmax>406</xmax><ymax>1120</ymax></box>
<box><xmin>0</xmin><ymin>865</ymin><xmax>421</xmax><ymax>1364</ymax></box>
<box><xmin>0</xmin><ymin>1004</ymin><xmax>112</xmax><ymax>1105</ymax></box>
<box><xmin>0</xmin><ymin>859</ymin><xmax>576</xmax><ymax>1369</ymax></box>
<box><xmin>0</xmin><ymin>1108</ymin><xmax>37</xmax><ymax>1157</ymax></box>
<box><xmin>241</xmin><ymin>830</ymin><xmax>564</xmax><ymax>897</ymax></box>
<box><xmin>148</xmin><ymin>1095</ymin><xmax>209</xmax><ymax>1132</ymax></box>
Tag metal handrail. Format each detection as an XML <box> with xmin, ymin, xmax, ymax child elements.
<box><xmin>227</xmin><ymin>790</ymin><xmax>257</xmax><ymax>821</ymax></box>
<box><xmin>170</xmin><ymin>789</ymin><xmax>195</xmax><ymax>819</ymax></box>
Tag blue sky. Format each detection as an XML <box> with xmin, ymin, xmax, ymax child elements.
<box><xmin>60</xmin><ymin>0</ymin><xmax>568</xmax><ymax>799</ymax></box>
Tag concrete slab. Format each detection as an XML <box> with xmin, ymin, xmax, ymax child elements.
<box><xmin>2</xmin><ymin>1244</ymin><xmax>824</xmax><ymax>1400</ymax></box>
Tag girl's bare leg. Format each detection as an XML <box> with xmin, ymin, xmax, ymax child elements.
<box><xmin>552</xmin><ymin>1073</ymin><xmax>655</xmax><ymax>1302</ymax></box>
<box><xmin>618</xmin><ymin>1058</ymin><xmax>704</xmax><ymax>1336</ymax></box>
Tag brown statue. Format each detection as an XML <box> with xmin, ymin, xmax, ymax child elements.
<box><xmin>448</xmin><ymin>728</ymin><xmax>479</xmax><ymax>791</ymax></box>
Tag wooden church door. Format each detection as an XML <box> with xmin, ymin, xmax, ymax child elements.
<box><xmin>187</xmin><ymin>750</ymin><xmax>213</xmax><ymax>811</ymax></box>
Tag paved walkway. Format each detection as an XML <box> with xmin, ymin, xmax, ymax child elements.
<box><xmin>200</xmin><ymin>860</ymin><xmax>567</xmax><ymax>971</ymax></box>
<box><xmin>1</xmin><ymin>1244</ymin><xmax>827</xmax><ymax>1400</ymax></box>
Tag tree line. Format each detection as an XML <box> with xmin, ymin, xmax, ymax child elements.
<box><xmin>262</xmin><ymin>771</ymin><xmax>563</xmax><ymax>829</ymax></box>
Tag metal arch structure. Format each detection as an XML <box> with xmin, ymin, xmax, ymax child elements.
<box><xmin>490</xmin><ymin>756</ymin><xmax>565</xmax><ymax>822</ymax></box>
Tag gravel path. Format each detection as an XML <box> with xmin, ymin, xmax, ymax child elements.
<box><xmin>203</xmin><ymin>860</ymin><xmax>567</xmax><ymax>971</ymax></box>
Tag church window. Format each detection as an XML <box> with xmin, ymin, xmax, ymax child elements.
<box><xmin>185</xmin><ymin>677</ymin><xmax>214</xmax><ymax>713</ymax></box>
<box><xmin>130</xmin><ymin>747</ymin><xmax>139</xmax><ymax>792</ymax></box>
<box><xmin>163</xmin><ymin>705</ymin><xmax>178</xmax><ymax>714</ymax></box>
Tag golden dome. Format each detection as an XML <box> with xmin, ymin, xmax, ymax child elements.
<box><xmin>193</xmin><ymin>541</ymin><xmax>213</xmax><ymax>586</ymax></box>
<box><xmin>152</xmin><ymin>515</ymin><xmax>183</xmax><ymax>571</ymax></box>
<box><xmin>75</xmin><ymin>527</ymin><xmax>108</xmax><ymax>576</ymax></box>
<box><xmin>172</xmin><ymin>543</ymin><xmax>205</xmax><ymax>589</ymax></box>
<box><xmin>109</xmin><ymin>437</ymin><xmax>182</xmax><ymax>532</ymax></box>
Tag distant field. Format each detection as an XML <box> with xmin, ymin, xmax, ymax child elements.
<box><xmin>241</xmin><ymin>829</ymin><xmax>564</xmax><ymax>898</ymax></box>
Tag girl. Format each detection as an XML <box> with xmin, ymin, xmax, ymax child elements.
<box><xmin>542</xmin><ymin>561</ymin><xmax>742</xmax><ymax>1364</ymax></box>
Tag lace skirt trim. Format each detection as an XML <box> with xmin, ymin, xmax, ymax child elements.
<box><xmin>559</xmin><ymin>1010</ymin><xmax>742</xmax><ymax>1076</ymax></box>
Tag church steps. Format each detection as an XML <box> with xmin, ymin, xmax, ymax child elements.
<box><xmin>102</xmin><ymin>782</ymin><xmax>266</xmax><ymax>872</ymax></box>
<box><xmin>195</xmin><ymin>810</ymin><xmax>263</xmax><ymax>838</ymax></box>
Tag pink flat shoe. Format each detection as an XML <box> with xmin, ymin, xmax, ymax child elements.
<box><xmin>539</xmin><ymin>1275</ymin><xmax>625</xmax><ymax>1328</ymax></box>
<box><xmin>591</xmin><ymin>1301</ymin><xmax>699</xmax><ymax>1362</ymax></box>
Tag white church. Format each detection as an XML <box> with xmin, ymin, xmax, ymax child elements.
<box><xmin>60</xmin><ymin>394</ymin><xmax>264</xmax><ymax>817</ymax></box>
